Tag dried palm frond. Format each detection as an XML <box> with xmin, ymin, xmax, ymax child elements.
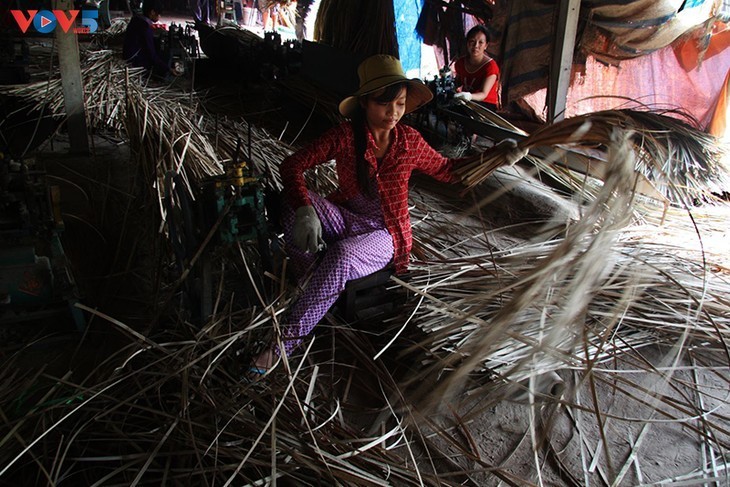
<box><xmin>0</xmin><ymin>249</ymin><xmax>476</xmax><ymax>486</ymax></box>
<box><xmin>457</xmin><ymin>99</ymin><xmax>529</xmax><ymax>136</ymax></box>
<box><xmin>405</xmin><ymin>129</ymin><xmax>645</xmax><ymax>402</ymax></box>
<box><xmin>88</xmin><ymin>17</ymin><xmax>130</xmax><ymax>49</ymax></box>
<box><xmin>403</xmin><ymin>126</ymin><xmax>729</xmax><ymax>381</ymax></box>
<box><xmin>456</xmin><ymin>108</ymin><xmax>730</xmax><ymax>204</ymax></box>
<box><xmin>389</xmin><ymin>128</ymin><xmax>730</xmax><ymax>483</ymax></box>
<box><xmin>4</xmin><ymin>189</ymin><xmax>728</xmax><ymax>486</ymax></box>
<box><xmin>197</xmin><ymin>23</ymin><xmax>264</xmax><ymax>65</ymax></box>
<box><xmin>0</xmin><ymin>49</ymin><xmax>189</xmax><ymax>134</ymax></box>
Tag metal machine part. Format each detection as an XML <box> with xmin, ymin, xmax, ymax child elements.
<box><xmin>163</xmin><ymin>135</ymin><xmax>273</xmax><ymax>325</ymax></box>
<box><xmin>259</xmin><ymin>30</ymin><xmax>302</xmax><ymax>81</ymax></box>
<box><xmin>195</xmin><ymin>23</ymin><xmax>301</xmax><ymax>81</ymax></box>
<box><xmin>200</xmin><ymin>137</ymin><xmax>271</xmax><ymax>267</ymax></box>
<box><xmin>0</xmin><ymin>29</ymin><xmax>30</xmax><ymax>85</ymax></box>
<box><xmin>419</xmin><ymin>67</ymin><xmax>528</xmax><ymax>147</ymax></box>
<box><xmin>426</xmin><ymin>66</ymin><xmax>457</xmax><ymax>106</ymax></box>
<box><xmin>155</xmin><ymin>22</ymin><xmax>200</xmax><ymax>76</ymax></box>
<box><xmin>192</xmin><ymin>161</ymin><xmax>269</xmax><ymax>267</ymax></box>
<box><xmin>0</xmin><ymin>155</ymin><xmax>85</xmax><ymax>330</ymax></box>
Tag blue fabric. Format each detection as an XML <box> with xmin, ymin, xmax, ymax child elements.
<box><xmin>681</xmin><ymin>0</ymin><xmax>705</xmax><ymax>9</ymax></box>
<box><xmin>394</xmin><ymin>0</ymin><xmax>422</xmax><ymax>74</ymax></box>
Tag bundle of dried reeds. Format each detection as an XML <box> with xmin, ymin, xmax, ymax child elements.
<box><xmin>197</xmin><ymin>23</ymin><xmax>264</xmax><ymax>65</ymax></box>
<box><xmin>387</xmin><ymin>128</ymin><xmax>730</xmax><ymax>483</ymax></box>
<box><xmin>456</xmin><ymin>99</ymin><xmax>529</xmax><ymax>136</ymax></box>
<box><xmin>88</xmin><ymin>17</ymin><xmax>130</xmax><ymax>49</ymax></box>
<box><xmin>0</xmin><ymin>49</ymin><xmax>189</xmax><ymax>134</ymax></box>
<box><xmin>455</xmin><ymin>108</ymin><xmax>730</xmax><ymax>203</ymax></box>
<box><xmin>0</xmin><ymin>301</ymin><xmax>453</xmax><ymax>485</ymax></box>
<box><xmin>4</xmin><ymin>162</ymin><xmax>727</xmax><ymax>485</ymax></box>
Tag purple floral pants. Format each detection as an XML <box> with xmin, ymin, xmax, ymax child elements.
<box><xmin>277</xmin><ymin>190</ymin><xmax>394</xmax><ymax>356</ymax></box>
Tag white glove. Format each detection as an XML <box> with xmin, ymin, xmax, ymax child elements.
<box><xmin>292</xmin><ymin>205</ymin><xmax>324</xmax><ymax>253</ymax></box>
<box><xmin>497</xmin><ymin>138</ymin><xmax>529</xmax><ymax>166</ymax></box>
<box><xmin>454</xmin><ymin>91</ymin><xmax>472</xmax><ymax>101</ymax></box>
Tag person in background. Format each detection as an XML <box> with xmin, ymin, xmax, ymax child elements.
<box><xmin>193</xmin><ymin>0</ymin><xmax>210</xmax><ymax>24</ymax></box>
<box><xmin>250</xmin><ymin>54</ymin><xmax>527</xmax><ymax>374</ymax></box>
<box><xmin>122</xmin><ymin>0</ymin><xmax>178</xmax><ymax>77</ymax></box>
<box><xmin>452</xmin><ymin>24</ymin><xmax>499</xmax><ymax>111</ymax></box>
<box><xmin>260</xmin><ymin>0</ymin><xmax>279</xmax><ymax>30</ymax></box>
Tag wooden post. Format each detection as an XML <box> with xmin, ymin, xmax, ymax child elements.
<box><xmin>548</xmin><ymin>0</ymin><xmax>580</xmax><ymax>123</ymax></box>
<box><xmin>54</xmin><ymin>0</ymin><xmax>90</xmax><ymax>154</ymax></box>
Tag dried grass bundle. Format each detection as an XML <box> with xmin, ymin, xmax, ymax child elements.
<box><xmin>0</xmin><ymin>49</ymin><xmax>189</xmax><ymax>134</ymax></box>
<box><xmin>406</xmin><ymin>129</ymin><xmax>645</xmax><ymax>401</ymax></box>
<box><xmin>387</xmin><ymin>128</ymin><xmax>730</xmax><ymax>483</ymax></box>
<box><xmin>88</xmin><ymin>17</ymin><xmax>131</xmax><ymax>49</ymax></box>
<box><xmin>0</xmin><ymin>257</ymin><xmax>466</xmax><ymax>485</ymax></box>
<box><xmin>456</xmin><ymin>108</ymin><xmax>730</xmax><ymax>204</ymax></box>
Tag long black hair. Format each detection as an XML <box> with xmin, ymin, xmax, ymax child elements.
<box><xmin>352</xmin><ymin>82</ymin><xmax>408</xmax><ymax>198</ymax></box>
<box><xmin>142</xmin><ymin>0</ymin><xmax>163</xmax><ymax>16</ymax></box>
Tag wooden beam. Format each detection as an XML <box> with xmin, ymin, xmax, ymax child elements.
<box><xmin>548</xmin><ymin>0</ymin><xmax>580</xmax><ymax>123</ymax></box>
<box><xmin>54</xmin><ymin>0</ymin><xmax>89</xmax><ymax>154</ymax></box>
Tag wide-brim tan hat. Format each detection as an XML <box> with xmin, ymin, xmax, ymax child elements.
<box><xmin>338</xmin><ymin>54</ymin><xmax>433</xmax><ymax>118</ymax></box>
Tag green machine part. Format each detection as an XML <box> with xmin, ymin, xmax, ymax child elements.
<box><xmin>214</xmin><ymin>162</ymin><xmax>268</xmax><ymax>244</ymax></box>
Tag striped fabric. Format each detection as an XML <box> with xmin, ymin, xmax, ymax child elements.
<box><xmin>499</xmin><ymin>0</ymin><xmax>724</xmax><ymax>106</ymax></box>
<box><xmin>499</xmin><ymin>1</ymin><xmax>556</xmax><ymax>106</ymax></box>
<box><xmin>582</xmin><ymin>0</ymin><xmax>724</xmax><ymax>63</ymax></box>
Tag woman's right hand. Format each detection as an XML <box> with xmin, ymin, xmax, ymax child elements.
<box><xmin>454</xmin><ymin>92</ymin><xmax>472</xmax><ymax>101</ymax></box>
<box><xmin>293</xmin><ymin>205</ymin><xmax>324</xmax><ymax>253</ymax></box>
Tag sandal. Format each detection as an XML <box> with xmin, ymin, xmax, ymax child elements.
<box><xmin>245</xmin><ymin>348</ymin><xmax>278</xmax><ymax>381</ymax></box>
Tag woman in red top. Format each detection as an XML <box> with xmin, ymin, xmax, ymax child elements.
<box><xmin>452</xmin><ymin>24</ymin><xmax>500</xmax><ymax>110</ymax></box>
<box><xmin>251</xmin><ymin>55</ymin><xmax>524</xmax><ymax>373</ymax></box>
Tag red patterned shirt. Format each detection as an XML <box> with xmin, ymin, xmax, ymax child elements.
<box><xmin>281</xmin><ymin>122</ymin><xmax>458</xmax><ymax>274</ymax></box>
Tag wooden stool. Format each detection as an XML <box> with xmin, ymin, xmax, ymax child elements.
<box><xmin>338</xmin><ymin>268</ymin><xmax>399</xmax><ymax>323</ymax></box>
